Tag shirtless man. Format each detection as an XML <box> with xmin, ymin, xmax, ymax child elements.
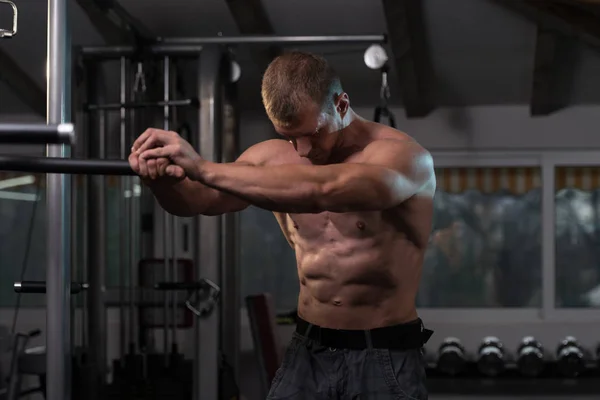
<box><xmin>129</xmin><ymin>51</ymin><xmax>435</xmax><ymax>399</ymax></box>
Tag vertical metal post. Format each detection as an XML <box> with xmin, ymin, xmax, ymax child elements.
<box><xmin>129</xmin><ymin>64</ymin><xmax>142</xmax><ymax>354</ymax></box>
<box><xmin>162</xmin><ymin>55</ymin><xmax>171</xmax><ymax>363</ymax></box>
<box><xmin>194</xmin><ymin>45</ymin><xmax>223</xmax><ymax>400</ymax></box>
<box><xmin>119</xmin><ymin>56</ymin><xmax>129</xmax><ymax>361</ymax></box>
<box><xmin>46</xmin><ymin>1</ymin><xmax>71</xmax><ymax>400</ymax></box>
<box><xmin>86</xmin><ymin>61</ymin><xmax>107</xmax><ymax>399</ymax></box>
<box><xmin>221</xmin><ymin>59</ymin><xmax>240</xmax><ymax>382</ymax></box>
<box><xmin>541</xmin><ymin>155</ymin><xmax>556</xmax><ymax>319</ymax></box>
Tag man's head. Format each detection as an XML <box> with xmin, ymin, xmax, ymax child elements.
<box><xmin>261</xmin><ymin>51</ymin><xmax>350</xmax><ymax>163</ymax></box>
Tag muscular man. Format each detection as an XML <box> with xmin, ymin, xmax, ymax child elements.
<box><xmin>129</xmin><ymin>51</ymin><xmax>435</xmax><ymax>399</ymax></box>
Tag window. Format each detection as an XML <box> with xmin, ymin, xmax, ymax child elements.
<box><xmin>554</xmin><ymin>167</ymin><xmax>600</xmax><ymax>308</ymax></box>
<box><xmin>417</xmin><ymin>167</ymin><xmax>542</xmax><ymax>307</ymax></box>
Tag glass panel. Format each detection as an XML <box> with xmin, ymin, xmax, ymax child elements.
<box><xmin>0</xmin><ymin>172</ymin><xmax>46</xmax><ymax>307</ymax></box>
<box><xmin>417</xmin><ymin>167</ymin><xmax>542</xmax><ymax>307</ymax></box>
<box><xmin>554</xmin><ymin>167</ymin><xmax>600</xmax><ymax>308</ymax></box>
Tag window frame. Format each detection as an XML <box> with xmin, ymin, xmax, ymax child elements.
<box><xmin>428</xmin><ymin>150</ymin><xmax>600</xmax><ymax>324</ymax></box>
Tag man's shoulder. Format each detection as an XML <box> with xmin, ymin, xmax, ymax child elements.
<box><xmin>363</xmin><ymin>136</ymin><xmax>429</xmax><ymax>160</ymax></box>
<box><xmin>236</xmin><ymin>139</ymin><xmax>295</xmax><ymax>166</ymax></box>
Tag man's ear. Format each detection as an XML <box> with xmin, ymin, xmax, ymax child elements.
<box><xmin>335</xmin><ymin>93</ymin><xmax>350</xmax><ymax>116</ymax></box>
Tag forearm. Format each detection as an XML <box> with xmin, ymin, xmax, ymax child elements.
<box><xmin>145</xmin><ymin>177</ymin><xmax>246</xmax><ymax>216</ymax></box>
<box><xmin>197</xmin><ymin>161</ymin><xmax>401</xmax><ymax>213</ymax></box>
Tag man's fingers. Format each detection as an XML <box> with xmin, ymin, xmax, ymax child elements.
<box><xmin>147</xmin><ymin>159</ymin><xmax>158</xmax><ymax>180</ymax></box>
<box><xmin>132</xmin><ymin>128</ymin><xmax>154</xmax><ymax>151</ymax></box>
<box><xmin>138</xmin><ymin>155</ymin><xmax>149</xmax><ymax>177</ymax></box>
<box><xmin>140</xmin><ymin>145</ymin><xmax>176</xmax><ymax>160</ymax></box>
<box><xmin>128</xmin><ymin>153</ymin><xmax>140</xmax><ymax>174</ymax></box>
<box><xmin>166</xmin><ymin>165</ymin><xmax>185</xmax><ymax>179</ymax></box>
<box><xmin>135</xmin><ymin>135</ymin><xmax>163</xmax><ymax>154</ymax></box>
<box><xmin>156</xmin><ymin>158</ymin><xmax>170</xmax><ymax>176</ymax></box>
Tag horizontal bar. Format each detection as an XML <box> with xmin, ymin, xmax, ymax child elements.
<box><xmin>161</xmin><ymin>34</ymin><xmax>387</xmax><ymax>45</ymax></box>
<box><xmin>0</xmin><ymin>123</ymin><xmax>74</xmax><ymax>145</ymax></box>
<box><xmin>14</xmin><ymin>281</ymin><xmax>89</xmax><ymax>294</ymax></box>
<box><xmin>78</xmin><ymin>35</ymin><xmax>386</xmax><ymax>60</ymax></box>
<box><xmin>0</xmin><ymin>155</ymin><xmax>134</xmax><ymax>175</ymax></box>
<box><xmin>85</xmin><ymin>98</ymin><xmax>198</xmax><ymax>111</ymax></box>
<box><xmin>78</xmin><ymin>44</ymin><xmax>204</xmax><ymax>59</ymax></box>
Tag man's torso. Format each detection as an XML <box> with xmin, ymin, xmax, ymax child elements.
<box><xmin>253</xmin><ymin>122</ymin><xmax>434</xmax><ymax>329</ymax></box>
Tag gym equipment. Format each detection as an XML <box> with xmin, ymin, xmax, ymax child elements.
<box><xmin>85</xmin><ymin>98</ymin><xmax>199</xmax><ymax>111</ymax></box>
<box><xmin>364</xmin><ymin>43</ymin><xmax>396</xmax><ymax>128</ymax></box>
<box><xmin>436</xmin><ymin>337</ymin><xmax>466</xmax><ymax>376</ymax></box>
<box><xmin>155</xmin><ymin>279</ymin><xmax>221</xmax><ymax>318</ymax></box>
<box><xmin>516</xmin><ymin>336</ymin><xmax>545</xmax><ymax>377</ymax></box>
<box><xmin>0</xmin><ymin>156</ymin><xmax>132</xmax><ymax>175</ymax></box>
<box><xmin>2</xmin><ymin>329</ymin><xmax>44</xmax><ymax>400</ymax></box>
<box><xmin>364</xmin><ymin>44</ymin><xmax>389</xmax><ymax>70</ymax></box>
<box><xmin>477</xmin><ymin>336</ymin><xmax>505</xmax><ymax>377</ymax></box>
<box><xmin>556</xmin><ymin>336</ymin><xmax>585</xmax><ymax>378</ymax></box>
<box><xmin>373</xmin><ymin>69</ymin><xmax>396</xmax><ymax>128</ymax></box>
<box><xmin>0</xmin><ymin>123</ymin><xmax>75</xmax><ymax>144</ymax></box>
<box><xmin>13</xmin><ymin>281</ymin><xmax>88</xmax><ymax>294</ymax></box>
<box><xmin>0</xmin><ymin>0</ymin><xmax>17</xmax><ymax>38</ymax></box>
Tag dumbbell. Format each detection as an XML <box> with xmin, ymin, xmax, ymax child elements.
<box><xmin>477</xmin><ymin>336</ymin><xmax>505</xmax><ymax>377</ymax></box>
<box><xmin>516</xmin><ymin>336</ymin><xmax>545</xmax><ymax>377</ymax></box>
<box><xmin>556</xmin><ymin>336</ymin><xmax>585</xmax><ymax>378</ymax></box>
<box><xmin>436</xmin><ymin>337</ymin><xmax>466</xmax><ymax>376</ymax></box>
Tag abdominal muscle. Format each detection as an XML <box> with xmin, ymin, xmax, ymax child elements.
<box><xmin>278</xmin><ymin>211</ymin><xmax>424</xmax><ymax>330</ymax></box>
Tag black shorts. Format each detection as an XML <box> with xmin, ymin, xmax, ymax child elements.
<box><xmin>267</xmin><ymin>317</ymin><xmax>434</xmax><ymax>400</ymax></box>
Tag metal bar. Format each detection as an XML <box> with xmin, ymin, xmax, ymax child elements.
<box><xmin>0</xmin><ymin>0</ymin><xmax>18</xmax><ymax>38</ymax></box>
<box><xmin>0</xmin><ymin>123</ymin><xmax>75</xmax><ymax>144</ymax></box>
<box><xmin>221</xmin><ymin>65</ymin><xmax>240</xmax><ymax>385</ymax></box>
<box><xmin>46</xmin><ymin>1</ymin><xmax>71</xmax><ymax>400</ymax></box>
<box><xmin>0</xmin><ymin>155</ymin><xmax>134</xmax><ymax>175</ymax></box>
<box><xmin>162</xmin><ymin>34</ymin><xmax>386</xmax><ymax>45</ymax></box>
<box><xmin>118</xmin><ymin>56</ymin><xmax>128</xmax><ymax>362</ymax></box>
<box><xmin>86</xmin><ymin>60</ymin><xmax>107</xmax><ymax>400</ymax></box>
<box><xmin>194</xmin><ymin>45</ymin><xmax>222</xmax><ymax>400</ymax></box>
<box><xmin>78</xmin><ymin>34</ymin><xmax>386</xmax><ymax>60</ymax></box>
<box><xmin>14</xmin><ymin>281</ymin><xmax>89</xmax><ymax>294</ymax></box>
<box><xmin>541</xmin><ymin>155</ymin><xmax>557</xmax><ymax>319</ymax></box>
<box><xmin>162</xmin><ymin>55</ymin><xmax>171</xmax><ymax>365</ymax></box>
<box><xmin>167</xmin><ymin>53</ymin><xmax>178</xmax><ymax>352</ymax></box>
<box><xmin>79</xmin><ymin>44</ymin><xmax>205</xmax><ymax>59</ymax></box>
<box><xmin>85</xmin><ymin>98</ymin><xmax>198</xmax><ymax>111</ymax></box>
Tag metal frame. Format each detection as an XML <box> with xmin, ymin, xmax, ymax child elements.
<box><xmin>77</xmin><ymin>34</ymin><xmax>386</xmax><ymax>60</ymax></box>
<box><xmin>194</xmin><ymin>45</ymin><xmax>223</xmax><ymax>400</ymax></box>
<box><xmin>161</xmin><ymin>34</ymin><xmax>386</xmax><ymax>45</ymax></box>
<box><xmin>46</xmin><ymin>1</ymin><xmax>71</xmax><ymax>400</ymax></box>
<box><xmin>425</xmin><ymin>149</ymin><xmax>600</xmax><ymax>326</ymax></box>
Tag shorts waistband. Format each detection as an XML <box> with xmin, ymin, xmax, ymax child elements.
<box><xmin>295</xmin><ymin>316</ymin><xmax>433</xmax><ymax>350</ymax></box>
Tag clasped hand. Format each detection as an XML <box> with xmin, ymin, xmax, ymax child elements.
<box><xmin>128</xmin><ymin>128</ymin><xmax>204</xmax><ymax>181</ymax></box>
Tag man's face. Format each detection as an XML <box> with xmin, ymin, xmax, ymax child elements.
<box><xmin>273</xmin><ymin>101</ymin><xmax>341</xmax><ymax>164</ymax></box>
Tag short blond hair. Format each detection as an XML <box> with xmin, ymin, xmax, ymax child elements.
<box><xmin>261</xmin><ymin>51</ymin><xmax>342</xmax><ymax>128</ymax></box>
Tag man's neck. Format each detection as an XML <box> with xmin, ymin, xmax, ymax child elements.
<box><xmin>335</xmin><ymin>109</ymin><xmax>369</xmax><ymax>149</ymax></box>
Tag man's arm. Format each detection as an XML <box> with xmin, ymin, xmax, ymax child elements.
<box><xmin>144</xmin><ymin>176</ymin><xmax>249</xmax><ymax>217</ymax></box>
<box><xmin>196</xmin><ymin>139</ymin><xmax>435</xmax><ymax>214</ymax></box>
<box><xmin>142</xmin><ymin>141</ymin><xmax>278</xmax><ymax>217</ymax></box>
